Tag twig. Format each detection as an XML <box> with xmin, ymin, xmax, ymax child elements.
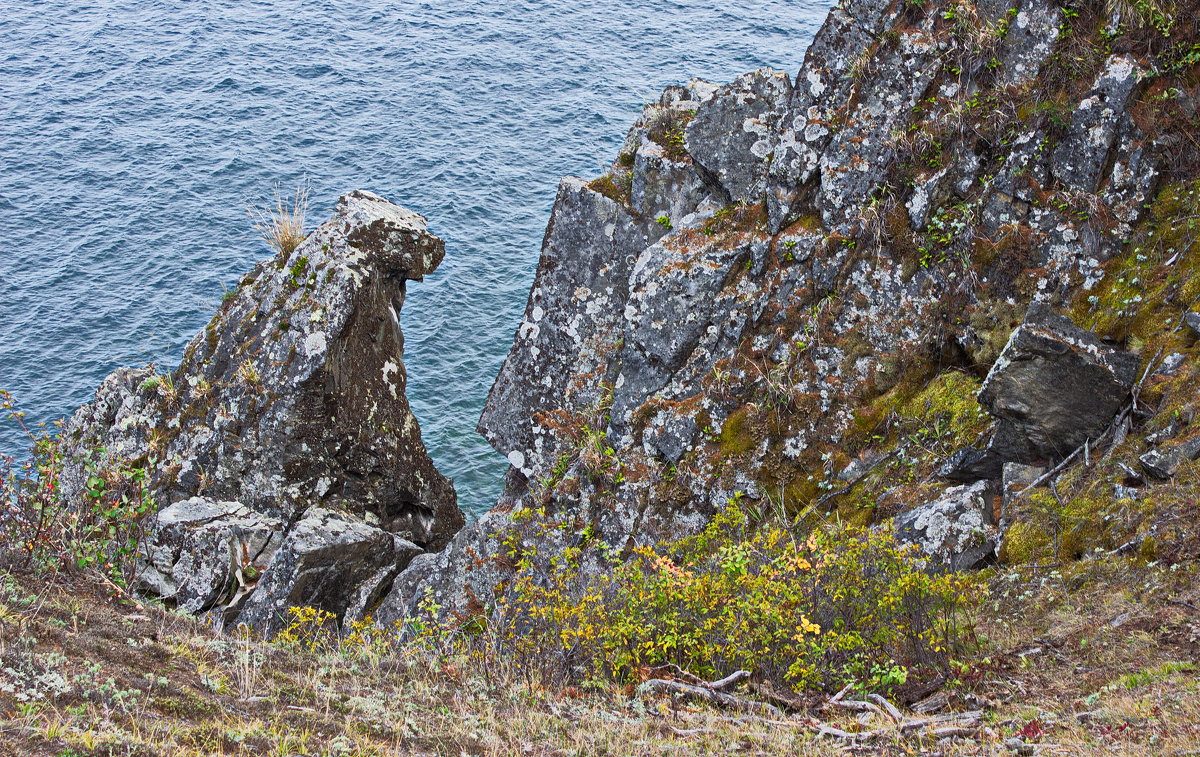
<box><xmin>830</xmin><ymin>683</ymin><xmax>854</xmax><ymax>704</ymax></box>
<box><xmin>668</xmin><ymin>727</ymin><xmax>707</xmax><ymax>736</ymax></box>
<box><xmin>98</xmin><ymin>573</ymin><xmax>145</xmax><ymax>612</ymax></box>
<box><xmin>1011</xmin><ymin>442</ymin><xmax>1087</xmax><ymax>500</ymax></box>
<box><xmin>816</xmin><ymin>451</ymin><xmax>898</xmax><ymax>508</ymax></box>
<box><xmin>829</xmin><ymin>698</ymin><xmax>888</xmax><ymax>720</ymax></box>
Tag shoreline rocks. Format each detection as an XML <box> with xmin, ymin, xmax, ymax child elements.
<box><xmin>59</xmin><ymin>191</ymin><xmax>463</xmax><ymax>631</ymax></box>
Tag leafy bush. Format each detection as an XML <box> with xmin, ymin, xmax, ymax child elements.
<box><xmin>492</xmin><ymin>495</ymin><xmax>978</xmax><ymax>694</ymax></box>
<box><xmin>0</xmin><ymin>391</ymin><xmax>153</xmax><ymax>588</ymax></box>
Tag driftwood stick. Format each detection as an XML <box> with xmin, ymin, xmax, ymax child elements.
<box><xmin>866</xmin><ymin>693</ymin><xmax>905</xmax><ymax>723</ymax></box>
<box><xmin>830</xmin><ymin>683</ymin><xmax>855</xmax><ymax>704</ymax></box>
<box><xmin>636</xmin><ymin>679</ymin><xmax>782</xmax><ymax>718</ymax></box>
<box><xmin>708</xmin><ymin>670</ymin><xmax>752</xmax><ymax>692</ymax></box>
<box><xmin>813</xmin><ymin>708</ymin><xmax>984</xmax><ymax>744</ymax></box>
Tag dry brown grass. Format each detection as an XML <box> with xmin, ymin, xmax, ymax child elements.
<box><xmin>249</xmin><ymin>182</ymin><xmax>309</xmax><ymax>256</ymax></box>
<box><xmin>0</xmin><ymin>565</ymin><xmax>1198</xmax><ymax>756</ymax></box>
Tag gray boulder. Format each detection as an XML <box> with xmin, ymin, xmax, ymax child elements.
<box><xmin>1184</xmin><ymin>311</ymin><xmax>1200</xmax><ymax>338</ymax></box>
<box><xmin>138</xmin><ymin>497</ymin><xmax>283</xmax><ymax>617</ymax></box>
<box><xmin>977</xmin><ymin>304</ymin><xmax>1139</xmax><ymax>465</ymax></box>
<box><xmin>1139</xmin><ymin>436</ymin><xmax>1200</xmax><ymax>480</ymax></box>
<box><xmin>895</xmin><ymin>481</ymin><xmax>998</xmax><ymax>571</ymax></box>
<box><xmin>235</xmin><ymin>508</ymin><xmax>422</xmax><ymax>634</ymax></box>
<box><xmin>685</xmin><ymin>68</ymin><xmax>792</xmax><ymax>204</ymax></box>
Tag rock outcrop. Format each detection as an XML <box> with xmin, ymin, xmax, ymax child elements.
<box><xmin>59</xmin><ymin>191</ymin><xmax>462</xmax><ymax>630</ymax></box>
<box><xmin>52</xmin><ymin>0</ymin><xmax>1196</xmax><ymax>628</ymax></box>
<box><xmin>387</xmin><ymin>0</ymin><xmax>1191</xmax><ymax>614</ymax></box>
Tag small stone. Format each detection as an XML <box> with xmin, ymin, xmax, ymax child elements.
<box><xmin>1185</xmin><ymin>311</ymin><xmax>1200</xmax><ymax>338</ymax></box>
<box><xmin>1139</xmin><ymin>436</ymin><xmax>1200</xmax><ymax>479</ymax></box>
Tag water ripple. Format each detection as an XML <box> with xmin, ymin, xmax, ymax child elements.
<box><xmin>0</xmin><ymin>0</ymin><xmax>825</xmax><ymax>513</ymax></box>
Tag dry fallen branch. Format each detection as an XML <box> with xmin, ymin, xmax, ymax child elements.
<box><xmin>866</xmin><ymin>693</ymin><xmax>904</xmax><ymax>723</ymax></box>
<box><xmin>636</xmin><ymin>671</ymin><xmax>782</xmax><ymax>718</ymax></box>
<box><xmin>814</xmin><ymin>687</ymin><xmax>984</xmax><ymax>745</ymax></box>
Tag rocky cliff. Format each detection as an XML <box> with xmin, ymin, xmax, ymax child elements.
<box><xmin>57</xmin><ymin>190</ymin><xmax>463</xmax><ymax>631</ymax></box>
<box><xmin>54</xmin><ymin>0</ymin><xmax>1200</xmax><ymax>635</ymax></box>
<box><xmin>380</xmin><ymin>0</ymin><xmax>1200</xmax><ymax>616</ymax></box>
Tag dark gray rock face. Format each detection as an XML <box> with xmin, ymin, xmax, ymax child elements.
<box><xmin>942</xmin><ymin>307</ymin><xmax>1139</xmax><ymax>482</ymax></box>
<box><xmin>895</xmin><ymin>481</ymin><xmax>998</xmax><ymax>571</ymax></box>
<box><xmin>386</xmin><ymin>0</ymin><xmax>1170</xmax><ymax>614</ymax></box>
<box><xmin>236</xmin><ymin>508</ymin><xmax>422</xmax><ymax>634</ymax></box>
<box><xmin>60</xmin><ymin>190</ymin><xmax>462</xmax><ymax>630</ymax></box>
<box><xmin>1140</xmin><ymin>436</ymin><xmax>1200</xmax><ymax>479</ymax></box>
<box><xmin>1051</xmin><ymin>56</ymin><xmax>1142</xmax><ymax>193</ymax></box>
<box><xmin>978</xmin><ymin>305</ymin><xmax>1139</xmax><ymax>464</ymax></box>
<box><xmin>685</xmin><ymin>68</ymin><xmax>792</xmax><ymax>204</ymax></box>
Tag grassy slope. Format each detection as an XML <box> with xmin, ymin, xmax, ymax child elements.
<box><xmin>0</xmin><ymin>566</ymin><xmax>1198</xmax><ymax>756</ymax></box>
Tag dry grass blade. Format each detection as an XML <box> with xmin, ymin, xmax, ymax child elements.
<box><xmin>248</xmin><ymin>182</ymin><xmax>310</xmax><ymax>256</ymax></box>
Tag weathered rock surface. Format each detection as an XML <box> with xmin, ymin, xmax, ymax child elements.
<box><xmin>61</xmin><ymin>190</ymin><xmax>462</xmax><ymax>630</ymax></box>
<box><xmin>1140</xmin><ymin>436</ymin><xmax>1200</xmax><ymax>480</ymax></box>
<box><xmin>139</xmin><ymin>497</ymin><xmax>283</xmax><ymax>618</ymax></box>
<box><xmin>978</xmin><ymin>305</ymin><xmax>1139</xmax><ymax>465</ymax></box>
<box><xmin>895</xmin><ymin>481</ymin><xmax>999</xmax><ymax>571</ymax></box>
<box><xmin>685</xmin><ymin>68</ymin><xmax>792</xmax><ymax>204</ymax></box>
<box><xmin>387</xmin><ymin>0</ymin><xmax>1180</xmax><ymax>613</ymax></box>
<box><xmin>236</xmin><ymin>508</ymin><xmax>422</xmax><ymax>634</ymax></box>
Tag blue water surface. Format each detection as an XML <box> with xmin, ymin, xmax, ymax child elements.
<box><xmin>0</xmin><ymin>0</ymin><xmax>825</xmax><ymax>513</ymax></box>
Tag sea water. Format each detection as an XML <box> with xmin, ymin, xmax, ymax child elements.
<box><xmin>0</xmin><ymin>0</ymin><xmax>826</xmax><ymax>513</ymax></box>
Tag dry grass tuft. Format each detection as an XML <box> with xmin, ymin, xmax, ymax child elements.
<box><xmin>249</xmin><ymin>182</ymin><xmax>309</xmax><ymax>256</ymax></box>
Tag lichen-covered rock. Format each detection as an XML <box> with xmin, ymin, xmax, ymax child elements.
<box><xmin>895</xmin><ymin>481</ymin><xmax>998</xmax><ymax>571</ymax></box>
<box><xmin>61</xmin><ymin>190</ymin><xmax>461</xmax><ymax>630</ymax></box>
<box><xmin>138</xmin><ymin>497</ymin><xmax>283</xmax><ymax>618</ymax></box>
<box><xmin>235</xmin><ymin>508</ymin><xmax>422</xmax><ymax>634</ymax></box>
<box><xmin>1051</xmin><ymin>55</ymin><xmax>1142</xmax><ymax>193</ymax></box>
<box><xmin>1139</xmin><ymin>436</ymin><xmax>1200</xmax><ymax>479</ymax></box>
<box><xmin>478</xmin><ymin>178</ymin><xmax>663</xmax><ymax>481</ymax></box>
<box><xmin>685</xmin><ymin>68</ymin><xmax>792</xmax><ymax>204</ymax></box>
<box><xmin>391</xmin><ymin>0</ymin><xmax>1182</xmax><ymax>613</ymax></box>
<box><xmin>60</xmin><ymin>190</ymin><xmax>460</xmax><ymax>550</ymax></box>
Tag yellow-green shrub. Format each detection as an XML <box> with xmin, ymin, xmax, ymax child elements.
<box><xmin>496</xmin><ymin>495</ymin><xmax>978</xmax><ymax>694</ymax></box>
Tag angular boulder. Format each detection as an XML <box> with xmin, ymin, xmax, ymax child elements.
<box><xmin>1139</xmin><ymin>436</ymin><xmax>1200</xmax><ymax>480</ymax></box>
<box><xmin>235</xmin><ymin>508</ymin><xmax>422</xmax><ymax>634</ymax></box>
<box><xmin>895</xmin><ymin>481</ymin><xmax>998</xmax><ymax>571</ymax></box>
<box><xmin>684</xmin><ymin>68</ymin><xmax>792</xmax><ymax>204</ymax></box>
<box><xmin>977</xmin><ymin>304</ymin><xmax>1139</xmax><ymax>466</ymax></box>
<box><xmin>138</xmin><ymin>497</ymin><xmax>284</xmax><ymax>618</ymax></box>
<box><xmin>62</xmin><ymin>190</ymin><xmax>462</xmax><ymax>630</ymax></box>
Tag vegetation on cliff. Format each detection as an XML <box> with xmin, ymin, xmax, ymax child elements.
<box><xmin>4</xmin><ymin>0</ymin><xmax>1200</xmax><ymax>749</ymax></box>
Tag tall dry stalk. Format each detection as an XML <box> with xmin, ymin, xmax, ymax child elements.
<box><xmin>249</xmin><ymin>182</ymin><xmax>309</xmax><ymax>255</ymax></box>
